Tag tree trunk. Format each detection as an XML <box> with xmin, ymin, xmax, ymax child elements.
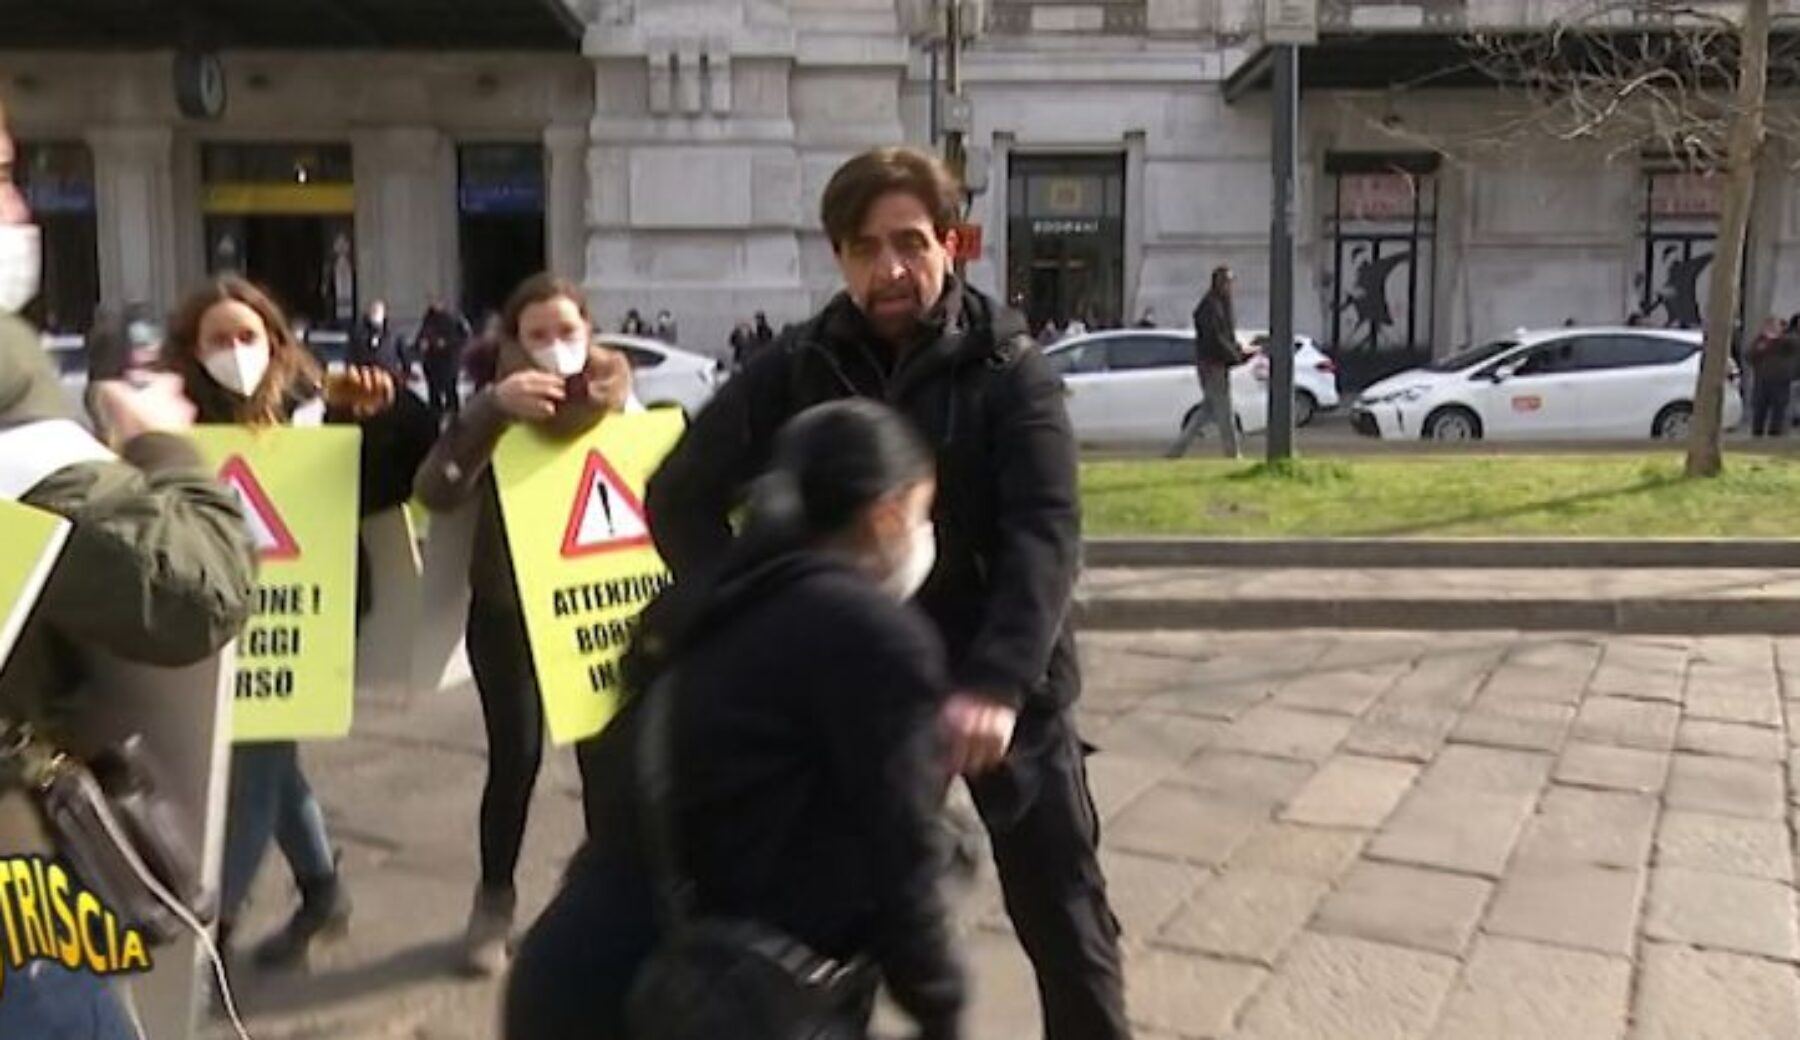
<box><xmin>1686</xmin><ymin>0</ymin><xmax>1768</xmax><ymax>477</ymax></box>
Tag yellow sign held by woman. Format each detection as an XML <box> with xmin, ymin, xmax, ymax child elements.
<box><xmin>492</xmin><ymin>410</ymin><xmax>684</xmax><ymax>745</ymax></box>
<box><xmin>188</xmin><ymin>427</ymin><xmax>361</xmax><ymax>741</ymax></box>
<box><xmin>0</xmin><ymin>501</ymin><xmax>71</xmax><ymax>673</ymax></box>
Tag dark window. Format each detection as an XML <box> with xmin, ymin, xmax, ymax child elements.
<box><xmin>1623</xmin><ymin>336</ymin><xmax>1698</xmax><ymax>366</ymax></box>
<box><xmin>1048</xmin><ymin>342</ymin><xmax>1107</xmax><ymax>375</ymax></box>
<box><xmin>616</xmin><ymin>345</ymin><xmax>665</xmax><ymax>370</ymax></box>
<box><xmin>1537</xmin><ymin>335</ymin><xmax>1693</xmax><ymax>373</ymax></box>
<box><xmin>1107</xmin><ymin>335</ymin><xmax>1189</xmax><ymax>371</ymax></box>
<box><xmin>1513</xmin><ymin>338</ymin><xmax>1592</xmax><ymax>376</ymax></box>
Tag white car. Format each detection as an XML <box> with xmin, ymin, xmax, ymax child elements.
<box><xmin>1352</xmin><ymin>327</ymin><xmax>1743</xmax><ymax>441</ymax></box>
<box><xmin>1043</xmin><ymin>330</ymin><xmax>1270</xmax><ymax>446</ymax></box>
<box><xmin>597</xmin><ymin>334</ymin><xmax>723</xmax><ymax>417</ymax></box>
<box><xmin>1238</xmin><ymin>330</ymin><xmax>1342</xmax><ymax>426</ymax></box>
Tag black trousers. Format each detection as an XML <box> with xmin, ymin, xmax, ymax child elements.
<box><xmin>1753</xmin><ymin>378</ymin><xmax>1792</xmax><ymax>437</ymax></box>
<box><xmin>466</xmin><ymin>600</ymin><xmax>605</xmax><ymax>891</ymax></box>
<box><xmin>968</xmin><ymin>707</ymin><xmax>1130</xmax><ymax>1040</ymax></box>
<box><xmin>426</xmin><ymin>360</ymin><xmax>461</xmax><ymax>416</ymax></box>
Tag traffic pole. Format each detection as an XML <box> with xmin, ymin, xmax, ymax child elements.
<box><xmin>1268</xmin><ymin>43</ymin><xmax>1299</xmax><ymax>461</ymax></box>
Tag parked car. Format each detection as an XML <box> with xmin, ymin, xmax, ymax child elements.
<box><xmin>1238</xmin><ymin>329</ymin><xmax>1342</xmax><ymax>426</ymax></box>
<box><xmin>596</xmin><ymin>333</ymin><xmax>724</xmax><ymax>417</ymax></box>
<box><xmin>1351</xmin><ymin>327</ymin><xmax>1743</xmax><ymax>441</ymax></box>
<box><xmin>1043</xmin><ymin>329</ymin><xmax>1270</xmax><ymax>446</ymax></box>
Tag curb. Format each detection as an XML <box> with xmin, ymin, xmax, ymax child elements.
<box><xmin>1084</xmin><ymin>538</ymin><xmax>1800</xmax><ymax>570</ymax></box>
<box><xmin>1074</xmin><ymin>596</ymin><xmax>1800</xmax><ymax>634</ymax></box>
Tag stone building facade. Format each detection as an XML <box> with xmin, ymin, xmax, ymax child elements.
<box><xmin>6</xmin><ymin>0</ymin><xmax>1797</xmax><ymax>380</ymax></box>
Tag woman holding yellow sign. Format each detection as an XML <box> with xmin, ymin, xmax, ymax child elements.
<box><xmin>413</xmin><ymin>273</ymin><xmax>635</xmax><ymax>977</ymax></box>
<box><xmin>162</xmin><ymin>277</ymin><xmax>421</xmax><ymax>970</ymax></box>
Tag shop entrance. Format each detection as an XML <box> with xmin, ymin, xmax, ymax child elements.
<box><xmin>458</xmin><ymin>144</ymin><xmax>546</xmax><ymax>323</ymax></box>
<box><xmin>1005</xmin><ymin>154</ymin><xmax>1126</xmax><ymax>334</ymax></box>
<box><xmin>201</xmin><ymin>143</ymin><xmax>355</xmax><ymax>329</ymax></box>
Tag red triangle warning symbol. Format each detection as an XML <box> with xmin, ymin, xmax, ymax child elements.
<box><xmin>561</xmin><ymin>450</ymin><xmax>652</xmax><ymax>559</ymax></box>
<box><xmin>218</xmin><ymin>456</ymin><xmax>300</xmax><ymax>561</ymax></box>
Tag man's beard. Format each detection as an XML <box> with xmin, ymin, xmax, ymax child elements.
<box><xmin>862</xmin><ymin>288</ymin><xmax>925</xmax><ymax>343</ymax></box>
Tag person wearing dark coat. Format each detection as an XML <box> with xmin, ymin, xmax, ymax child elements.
<box><xmin>1750</xmin><ymin>315</ymin><xmax>1800</xmax><ymax>437</ymax></box>
<box><xmin>505</xmin><ymin>399</ymin><xmax>965</xmax><ymax>1040</ymax></box>
<box><xmin>644</xmin><ymin>146</ymin><xmax>1128</xmax><ymax>1040</ymax></box>
<box><xmin>349</xmin><ymin>298</ymin><xmax>408</xmax><ymax>383</ymax></box>
<box><xmin>416</xmin><ymin>294</ymin><xmax>473</xmax><ymax>416</ymax></box>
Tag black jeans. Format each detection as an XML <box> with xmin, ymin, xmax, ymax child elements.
<box><xmin>426</xmin><ymin>361</ymin><xmax>461</xmax><ymax>416</ymax></box>
<box><xmin>968</xmin><ymin>707</ymin><xmax>1130</xmax><ymax>1040</ymax></box>
<box><xmin>1753</xmin><ymin>377</ymin><xmax>1792</xmax><ymax>437</ymax></box>
<box><xmin>466</xmin><ymin>599</ymin><xmax>605</xmax><ymax>891</ymax></box>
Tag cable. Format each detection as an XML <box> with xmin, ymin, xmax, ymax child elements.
<box><xmin>87</xmin><ymin>791</ymin><xmax>254</xmax><ymax>1040</ymax></box>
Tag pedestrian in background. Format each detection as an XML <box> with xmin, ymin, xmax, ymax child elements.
<box><xmin>350</xmin><ymin>298</ymin><xmax>409</xmax><ymax>384</ymax></box>
<box><xmin>1167</xmin><ymin>265</ymin><xmax>1244</xmax><ymax>459</ymax></box>
<box><xmin>1749</xmin><ymin>315</ymin><xmax>1797</xmax><ymax>438</ymax></box>
<box><xmin>728</xmin><ymin>320</ymin><xmax>754</xmax><ymax>370</ymax></box>
<box><xmin>621</xmin><ymin>308</ymin><xmax>648</xmax><ymax>336</ymax></box>
<box><xmin>412</xmin><ymin>273</ymin><xmax>636</xmax><ymax>977</ymax></box>
<box><xmin>162</xmin><ymin>275</ymin><xmax>412</xmax><ymax>968</ymax></box>
<box><xmin>418</xmin><ymin>292</ymin><xmax>472</xmax><ymax>418</ymax></box>
<box><xmin>653</xmin><ymin>309</ymin><xmax>678</xmax><ymax>344</ymax></box>
<box><xmin>752</xmin><ymin>310</ymin><xmax>775</xmax><ymax>352</ymax></box>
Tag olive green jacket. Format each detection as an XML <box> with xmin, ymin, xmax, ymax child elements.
<box><xmin>0</xmin><ymin>314</ymin><xmax>255</xmax><ymax>850</ymax></box>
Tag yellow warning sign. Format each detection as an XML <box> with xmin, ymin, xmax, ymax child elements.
<box><xmin>0</xmin><ymin>501</ymin><xmax>70</xmax><ymax>675</ymax></box>
<box><xmin>188</xmin><ymin>426</ymin><xmax>362</xmax><ymax>742</ymax></box>
<box><xmin>492</xmin><ymin>410</ymin><xmax>685</xmax><ymax>745</ymax></box>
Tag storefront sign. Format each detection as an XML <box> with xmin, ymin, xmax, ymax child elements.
<box><xmin>1031</xmin><ymin>218</ymin><xmax>1102</xmax><ymax>236</ymax></box>
<box><xmin>1339</xmin><ymin>173</ymin><xmax>1421</xmax><ymax>222</ymax></box>
<box><xmin>189</xmin><ymin>427</ymin><xmax>361</xmax><ymax>741</ymax></box>
<box><xmin>492</xmin><ymin>411</ymin><xmax>685</xmax><ymax>745</ymax></box>
<box><xmin>1650</xmin><ymin>172</ymin><xmax>1722</xmax><ymax>219</ymax></box>
<box><xmin>952</xmin><ymin>222</ymin><xmax>985</xmax><ymax>259</ymax></box>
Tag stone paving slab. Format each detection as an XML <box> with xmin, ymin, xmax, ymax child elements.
<box><xmin>207</xmin><ymin>630</ymin><xmax>1800</xmax><ymax>1040</ymax></box>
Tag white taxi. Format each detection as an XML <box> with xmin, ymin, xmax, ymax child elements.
<box><xmin>1352</xmin><ymin>327</ymin><xmax>1743</xmax><ymax>441</ymax></box>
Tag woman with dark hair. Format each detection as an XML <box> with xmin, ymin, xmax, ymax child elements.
<box><xmin>412</xmin><ymin>272</ymin><xmax>636</xmax><ymax>975</ymax></box>
<box><xmin>503</xmin><ymin>399</ymin><xmax>966</xmax><ymax>1040</ymax></box>
<box><xmin>161</xmin><ymin>275</ymin><xmax>434</xmax><ymax>967</ymax></box>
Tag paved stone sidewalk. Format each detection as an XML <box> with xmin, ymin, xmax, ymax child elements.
<box><xmin>214</xmin><ymin>631</ymin><xmax>1800</xmax><ymax>1039</ymax></box>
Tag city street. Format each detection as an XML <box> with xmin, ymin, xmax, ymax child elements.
<box><xmin>219</xmin><ymin>629</ymin><xmax>1800</xmax><ymax>1040</ymax></box>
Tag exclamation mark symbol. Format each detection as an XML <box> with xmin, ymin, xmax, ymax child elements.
<box><xmin>596</xmin><ymin>480</ymin><xmax>616</xmax><ymax>537</ymax></box>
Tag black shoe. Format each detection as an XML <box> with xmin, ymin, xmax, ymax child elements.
<box><xmin>252</xmin><ymin>874</ymin><xmax>352</xmax><ymax>969</ymax></box>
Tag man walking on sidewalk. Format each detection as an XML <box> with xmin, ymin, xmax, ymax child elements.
<box><xmin>1168</xmin><ymin>265</ymin><xmax>1244</xmax><ymax>458</ymax></box>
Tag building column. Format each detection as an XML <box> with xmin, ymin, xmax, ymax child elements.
<box><xmin>87</xmin><ymin>126</ymin><xmax>179</xmax><ymax>311</ymax></box>
<box><xmin>545</xmin><ymin>123</ymin><xmax>590</xmax><ymax>282</ymax></box>
<box><xmin>351</xmin><ymin>126</ymin><xmax>453</xmax><ymax>322</ymax></box>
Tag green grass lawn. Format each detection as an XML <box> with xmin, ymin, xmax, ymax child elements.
<box><xmin>1081</xmin><ymin>455</ymin><xmax>1800</xmax><ymax>538</ymax></box>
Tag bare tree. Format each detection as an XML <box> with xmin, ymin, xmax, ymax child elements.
<box><xmin>1338</xmin><ymin>0</ymin><xmax>1790</xmax><ymax>475</ymax></box>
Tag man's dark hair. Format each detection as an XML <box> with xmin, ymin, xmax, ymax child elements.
<box><xmin>820</xmin><ymin>147</ymin><xmax>963</xmax><ymax>252</ymax></box>
<box><xmin>1210</xmin><ymin>266</ymin><xmax>1233</xmax><ymax>292</ymax></box>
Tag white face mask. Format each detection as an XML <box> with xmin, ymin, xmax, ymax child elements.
<box><xmin>530</xmin><ymin>337</ymin><xmax>588</xmax><ymax>377</ymax></box>
<box><xmin>201</xmin><ymin>341</ymin><xmax>272</xmax><ymax>397</ymax></box>
<box><xmin>880</xmin><ymin>521</ymin><xmax>937</xmax><ymax>602</ymax></box>
<box><xmin>0</xmin><ymin>225</ymin><xmax>42</xmax><ymax>315</ymax></box>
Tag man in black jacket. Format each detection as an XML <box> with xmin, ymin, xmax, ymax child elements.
<box><xmin>416</xmin><ymin>293</ymin><xmax>472</xmax><ymax>417</ymax></box>
<box><xmin>1168</xmin><ymin>265</ymin><xmax>1244</xmax><ymax>458</ymax></box>
<box><xmin>349</xmin><ymin>298</ymin><xmax>408</xmax><ymax>383</ymax></box>
<box><xmin>647</xmin><ymin>146</ymin><xmax>1128</xmax><ymax>1039</ymax></box>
